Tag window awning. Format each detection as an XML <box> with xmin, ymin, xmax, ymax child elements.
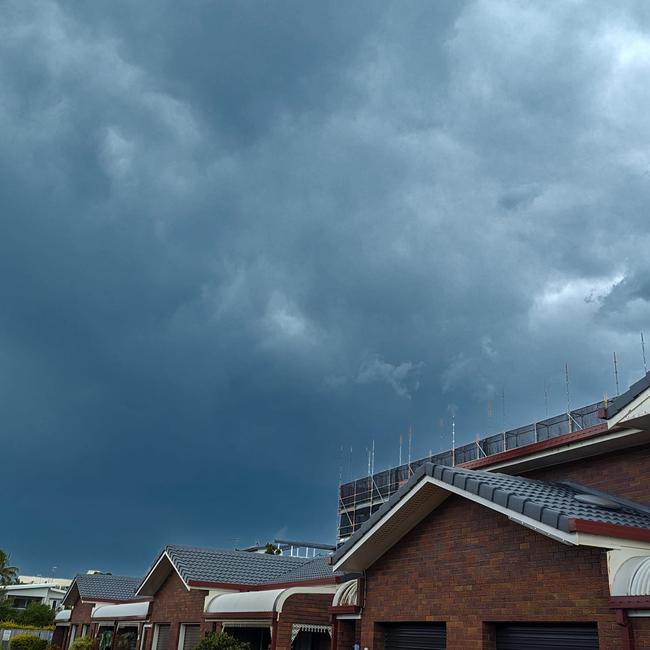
<box><xmin>205</xmin><ymin>589</ymin><xmax>284</xmax><ymax>616</ymax></box>
<box><xmin>92</xmin><ymin>602</ymin><xmax>150</xmax><ymax>621</ymax></box>
<box><xmin>55</xmin><ymin>610</ymin><xmax>71</xmax><ymax>624</ymax></box>
<box><xmin>290</xmin><ymin>624</ymin><xmax>331</xmax><ymax>643</ymax></box>
<box><xmin>221</xmin><ymin>621</ymin><xmax>273</xmax><ymax>628</ymax></box>
<box><xmin>332</xmin><ymin>580</ymin><xmax>358</xmax><ymax>607</ymax></box>
<box><xmin>611</xmin><ymin>554</ymin><xmax>650</xmax><ymax>596</ymax></box>
<box><xmin>205</xmin><ymin>585</ymin><xmax>338</xmax><ymax>619</ymax></box>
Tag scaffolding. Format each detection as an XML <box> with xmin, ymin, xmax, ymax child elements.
<box><xmin>337</xmin><ymin>400</ymin><xmax>605</xmax><ymax>541</ymax></box>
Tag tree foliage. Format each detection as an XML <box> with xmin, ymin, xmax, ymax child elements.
<box><xmin>195</xmin><ymin>632</ymin><xmax>251</xmax><ymax>650</ymax></box>
<box><xmin>70</xmin><ymin>637</ymin><xmax>96</xmax><ymax>650</ymax></box>
<box><xmin>18</xmin><ymin>604</ymin><xmax>55</xmax><ymax>628</ymax></box>
<box><xmin>9</xmin><ymin>634</ymin><xmax>48</xmax><ymax>650</ymax></box>
<box><xmin>0</xmin><ymin>550</ymin><xmax>19</xmax><ymax>588</ymax></box>
<box><xmin>263</xmin><ymin>543</ymin><xmax>281</xmax><ymax>555</ymax></box>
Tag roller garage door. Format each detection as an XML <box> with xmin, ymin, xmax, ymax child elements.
<box><xmin>384</xmin><ymin>623</ymin><xmax>446</xmax><ymax>650</ymax></box>
<box><xmin>496</xmin><ymin>623</ymin><xmax>598</xmax><ymax>649</ymax></box>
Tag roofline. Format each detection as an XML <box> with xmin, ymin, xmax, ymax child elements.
<box><xmin>332</xmin><ymin>465</ymin><xmax>650</xmax><ymax>572</ymax></box>
<box><xmin>460</xmin><ymin>423</ymin><xmax>608</xmax><ymax>470</ymax></box>
<box><xmin>81</xmin><ymin>597</ymin><xmax>152</xmax><ymax>604</ymax></box>
<box><xmin>188</xmin><ymin>576</ymin><xmax>342</xmax><ymax>591</ymax></box>
<box><xmin>136</xmin><ymin>550</ymin><xmax>190</xmax><ymax>596</ymax></box>
<box><xmin>568</xmin><ymin>519</ymin><xmax>650</xmax><ymax>544</ymax></box>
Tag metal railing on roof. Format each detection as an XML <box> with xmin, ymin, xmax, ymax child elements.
<box><xmin>337</xmin><ymin>401</ymin><xmax>605</xmax><ymax>540</ymax></box>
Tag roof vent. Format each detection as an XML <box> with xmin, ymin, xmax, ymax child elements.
<box><xmin>573</xmin><ymin>493</ymin><xmax>622</xmax><ymax>510</ymax></box>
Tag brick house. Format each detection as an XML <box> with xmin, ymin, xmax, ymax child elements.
<box><xmin>135</xmin><ymin>545</ymin><xmax>352</xmax><ymax>650</ymax></box>
<box><xmin>53</xmin><ymin>574</ymin><xmax>149</xmax><ymax>650</ymax></box>
<box><xmin>329</xmin><ymin>374</ymin><xmax>650</xmax><ymax>650</ymax></box>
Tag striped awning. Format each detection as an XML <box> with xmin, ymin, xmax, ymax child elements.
<box><xmin>290</xmin><ymin>624</ymin><xmax>332</xmax><ymax>643</ymax></box>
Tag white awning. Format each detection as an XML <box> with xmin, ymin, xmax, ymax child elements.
<box><xmin>55</xmin><ymin>610</ymin><xmax>71</xmax><ymax>623</ymax></box>
<box><xmin>612</xmin><ymin>554</ymin><xmax>650</xmax><ymax>596</ymax></box>
<box><xmin>332</xmin><ymin>580</ymin><xmax>358</xmax><ymax>607</ymax></box>
<box><xmin>205</xmin><ymin>589</ymin><xmax>284</xmax><ymax>616</ymax></box>
<box><xmin>92</xmin><ymin>602</ymin><xmax>150</xmax><ymax>621</ymax></box>
<box><xmin>290</xmin><ymin>624</ymin><xmax>331</xmax><ymax>643</ymax></box>
<box><xmin>221</xmin><ymin>621</ymin><xmax>273</xmax><ymax>628</ymax></box>
<box><xmin>206</xmin><ymin>585</ymin><xmax>338</xmax><ymax>618</ymax></box>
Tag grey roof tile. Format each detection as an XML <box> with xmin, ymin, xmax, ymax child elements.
<box><xmin>73</xmin><ymin>574</ymin><xmax>143</xmax><ymax>601</ymax></box>
<box><xmin>163</xmin><ymin>545</ymin><xmax>342</xmax><ymax>586</ymax></box>
<box><xmin>333</xmin><ymin>463</ymin><xmax>650</xmax><ymax>563</ymax></box>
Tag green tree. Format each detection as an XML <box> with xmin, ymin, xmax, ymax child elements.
<box><xmin>263</xmin><ymin>543</ymin><xmax>281</xmax><ymax>555</ymax></box>
<box><xmin>195</xmin><ymin>632</ymin><xmax>250</xmax><ymax>650</ymax></box>
<box><xmin>17</xmin><ymin>603</ymin><xmax>55</xmax><ymax>628</ymax></box>
<box><xmin>0</xmin><ymin>549</ymin><xmax>19</xmax><ymax>589</ymax></box>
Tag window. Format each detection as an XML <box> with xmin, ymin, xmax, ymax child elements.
<box><xmin>154</xmin><ymin>625</ymin><xmax>171</xmax><ymax>650</ymax></box>
<box><xmin>68</xmin><ymin>625</ymin><xmax>77</xmax><ymax>648</ymax></box>
<box><xmin>81</xmin><ymin>626</ymin><xmax>89</xmax><ymax>638</ymax></box>
<box><xmin>179</xmin><ymin>625</ymin><xmax>200</xmax><ymax>650</ymax></box>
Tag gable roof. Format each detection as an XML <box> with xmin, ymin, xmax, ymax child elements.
<box><xmin>332</xmin><ymin>463</ymin><xmax>650</xmax><ymax>572</ymax></box>
<box><xmin>603</xmin><ymin>372</ymin><xmax>650</xmax><ymax>419</ymax></box>
<box><xmin>137</xmin><ymin>545</ymin><xmax>344</xmax><ymax>595</ymax></box>
<box><xmin>63</xmin><ymin>574</ymin><xmax>144</xmax><ymax>606</ymax></box>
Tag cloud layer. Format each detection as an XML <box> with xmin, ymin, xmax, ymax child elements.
<box><xmin>2</xmin><ymin>0</ymin><xmax>650</xmax><ymax>576</ymax></box>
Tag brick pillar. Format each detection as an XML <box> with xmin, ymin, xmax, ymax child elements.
<box><xmin>446</xmin><ymin>619</ymin><xmax>494</xmax><ymax>650</ymax></box>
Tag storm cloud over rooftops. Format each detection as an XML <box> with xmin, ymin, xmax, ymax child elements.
<box><xmin>2</xmin><ymin>0</ymin><xmax>650</xmax><ymax>575</ymax></box>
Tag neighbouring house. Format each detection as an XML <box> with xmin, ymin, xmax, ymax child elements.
<box><xmin>19</xmin><ymin>576</ymin><xmax>73</xmax><ymax>590</ymax></box>
<box><xmin>329</xmin><ymin>374</ymin><xmax>650</xmax><ymax>650</ymax></box>
<box><xmin>3</xmin><ymin>583</ymin><xmax>67</xmax><ymax>610</ymax></box>
<box><xmin>136</xmin><ymin>545</ymin><xmax>352</xmax><ymax>650</ymax></box>
<box><xmin>54</xmin><ymin>546</ymin><xmax>354</xmax><ymax>650</ymax></box>
<box><xmin>53</xmin><ymin>574</ymin><xmax>148</xmax><ymax>650</ymax></box>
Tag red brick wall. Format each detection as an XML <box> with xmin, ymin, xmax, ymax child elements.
<box><xmin>71</xmin><ymin>601</ymin><xmax>95</xmax><ymax>627</ymax></box>
<box><xmin>631</xmin><ymin>616</ymin><xmax>650</xmax><ymax>646</ymax></box>
<box><xmin>525</xmin><ymin>443</ymin><xmax>650</xmax><ymax>505</ymax></box>
<box><xmin>360</xmin><ymin>496</ymin><xmax>623</xmax><ymax>650</ymax></box>
<box><xmin>334</xmin><ymin>619</ymin><xmax>359</xmax><ymax>650</ymax></box>
<box><xmin>276</xmin><ymin>593</ymin><xmax>333</xmax><ymax>650</ymax></box>
<box><xmin>146</xmin><ymin>571</ymin><xmax>210</xmax><ymax>650</ymax></box>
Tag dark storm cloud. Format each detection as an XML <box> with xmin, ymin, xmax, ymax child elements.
<box><xmin>2</xmin><ymin>0</ymin><xmax>650</xmax><ymax>576</ymax></box>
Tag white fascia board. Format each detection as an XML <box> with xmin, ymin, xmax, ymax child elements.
<box><xmin>332</xmin><ymin>478</ymin><xmax>436</xmax><ymax>572</ymax></box>
<box><xmin>485</xmin><ymin>427</ymin><xmax>646</xmax><ymax>473</ymax></box>
<box><xmin>136</xmin><ymin>551</ymin><xmax>188</xmax><ymax>596</ymax></box>
<box><xmin>607</xmin><ymin>385</ymin><xmax>650</xmax><ymax>428</ymax></box>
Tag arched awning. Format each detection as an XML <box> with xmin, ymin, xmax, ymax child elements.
<box><xmin>205</xmin><ymin>585</ymin><xmax>338</xmax><ymax>619</ymax></box>
<box><xmin>92</xmin><ymin>601</ymin><xmax>150</xmax><ymax>621</ymax></box>
<box><xmin>205</xmin><ymin>589</ymin><xmax>284</xmax><ymax>617</ymax></box>
<box><xmin>55</xmin><ymin>610</ymin><xmax>71</xmax><ymax>625</ymax></box>
<box><xmin>332</xmin><ymin>580</ymin><xmax>358</xmax><ymax>607</ymax></box>
<box><xmin>612</xmin><ymin>555</ymin><xmax>650</xmax><ymax>596</ymax></box>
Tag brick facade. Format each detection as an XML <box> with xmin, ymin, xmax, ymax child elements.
<box><xmin>276</xmin><ymin>593</ymin><xmax>333</xmax><ymax>650</ymax></box>
<box><xmin>145</xmin><ymin>572</ymin><xmax>211</xmax><ymax>650</ymax></box>
<box><xmin>526</xmin><ymin>442</ymin><xmax>650</xmax><ymax>505</ymax></box>
<box><xmin>359</xmin><ymin>495</ymin><xmax>627</xmax><ymax>650</ymax></box>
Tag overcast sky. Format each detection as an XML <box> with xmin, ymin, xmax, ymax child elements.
<box><xmin>3</xmin><ymin>0</ymin><xmax>650</xmax><ymax>578</ymax></box>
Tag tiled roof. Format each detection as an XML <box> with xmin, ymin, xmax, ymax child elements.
<box><xmin>603</xmin><ymin>371</ymin><xmax>650</xmax><ymax>418</ymax></box>
<box><xmin>274</xmin><ymin>556</ymin><xmax>339</xmax><ymax>582</ymax></box>
<box><xmin>164</xmin><ymin>545</ymin><xmax>337</xmax><ymax>586</ymax></box>
<box><xmin>73</xmin><ymin>574</ymin><xmax>143</xmax><ymax>601</ymax></box>
<box><xmin>333</xmin><ymin>462</ymin><xmax>650</xmax><ymax>563</ymax></box>
<box><xmin>429</xmin><ymin>464</ymin><xmax>650</xmax><ymax>531</ymax></box>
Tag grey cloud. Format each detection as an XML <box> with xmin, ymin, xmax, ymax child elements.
<box><xmin>2</xmin><ymin>0</ymin><xmax>650</xmax><ymax>575</ymax></box>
